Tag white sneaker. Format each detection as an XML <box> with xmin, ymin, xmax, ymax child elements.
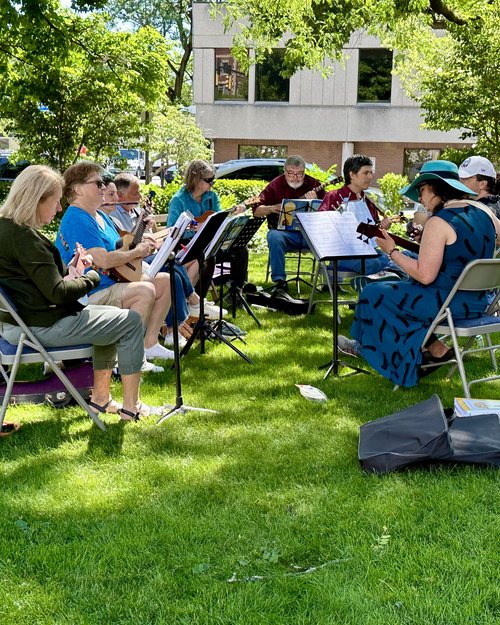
<box><xmin>141</xmin><ymin>360</ymin><xmax>165</xmax><ymax>373</ymax></box>
<box><xmin>163</xmin><ymin>332</ymin><xmax>187</xmax><ymax>348</ymax></box>
<box><xmin>145</xmin><ymin>343</ymin><xmax>175</xmax><ymax>361</ymax></box>
<box><xmin>204</xmin><ymin>300</ymin><xmax>227</xmax><ymax>320</ymax></box>
<box><xmin>188</xmin><ymin>300</ymin><xmax>227</xmax><ymax>321</ymax></box>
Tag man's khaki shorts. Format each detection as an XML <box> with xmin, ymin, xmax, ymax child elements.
<box><xmin>88</xmin><ymin>283</ymin><xmax>128</xmax><ymax>308</ymax></box>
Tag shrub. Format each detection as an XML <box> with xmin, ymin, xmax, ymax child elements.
<box><xmin>377</xmin><ymin>172</ymin><xmax>409</xmax><ymax>214</ymax></box>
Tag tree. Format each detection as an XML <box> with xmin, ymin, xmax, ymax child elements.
<box><xmin>218</xmin><ymin>0</ymin><xmax>484</xmax><ymax>75</ymax></box>
<box><xmin>103</xmin><ymin>0</ymin><xmax>193</xmax><ymax>104</ymax></box>
<box><xmin>0</xmin><ymin>4</ymin><xmax>170</xmax><ymax>170</ymax></box>
<box><xmin>389</xmin><ymin>5</ymin><xmax>500</xmax><ymax>162</ymax></box>
<box><xmin>148</xmin><ymin>104</ymin><xmax>211</xmax><ymax>173</ymax></box>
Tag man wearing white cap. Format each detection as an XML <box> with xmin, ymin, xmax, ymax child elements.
<box><xmin>459</xmin><ymin>155</ymin><xmax>500</xmax><ymax>217</ymax></box>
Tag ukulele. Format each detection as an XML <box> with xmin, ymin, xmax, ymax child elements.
<box><xmin>356</xmin><ymin>221</ymin><xmax>420</xmax><ymax>254</ymax></box>
<box><xmin>299</xmin><ymin>174</ymin><xmax>343</xmax><ymax>199</ymax></box>
<box><xmin>193</xmin><ymin>194</ymin><xmax>263</xmax><ymax>225</ymax></box>
<box><xmin>110</xmin><ymin>194</ymin><xmax>157</xmax><ymax>283</ymax></box>
<box><xmin>64</xmin><ymin>243</ymin><xmax>93</xmax><ymax>281</ymax></box>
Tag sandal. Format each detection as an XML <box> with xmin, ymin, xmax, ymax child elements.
<box><xmin>119</xmin><ymin>408</ymin><xmax>140</xmax><ymax>422</ymax></box>
<box><xmin>179</xmin><ymin>321</ymin><xmax>194</xmax><ymax>340</ymax></box>
<box><xmin>419</xmin><ymin>349</ymin><xmax>455</xmax><ymax>378</ymax></box>
<box><xmin>0</xmin><ymin>421</ymin><xmax>21</xmax><ymax>437</ymax></box>
<box><xmin>89</xmin><ymin>399</ymin><xmax>122</xmax><ymax>415</ymax></box>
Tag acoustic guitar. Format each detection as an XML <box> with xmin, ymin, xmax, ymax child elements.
<box><xmin>110</xmin><ymin>196</ymin><xmax>156</xmax><ymax>283</ymax></box>
<box><xmin>356</xmin><ymin>221</ymin><xmax>420</xmax><ymax>254</ymax></box>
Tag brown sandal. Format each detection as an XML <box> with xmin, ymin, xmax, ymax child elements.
<box><xmin>0</xmin><ymin>421</ymin><xmax>21</xmax><ymax>437</ymax></box>
<box><xmin>179</xmin><ymin>321</ymin><xmax>194</xmax><ymax>340</ymax></box>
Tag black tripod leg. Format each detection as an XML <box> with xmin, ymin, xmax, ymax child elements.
<box><xmin>236</xmin><ymin>290</ymin><xmax>261</xmax><ymax>327</ymax></box>
<box><xmin>206</xmin><ymin>324</ymin><xmax>254</xmax><ymax>364</ymax></box>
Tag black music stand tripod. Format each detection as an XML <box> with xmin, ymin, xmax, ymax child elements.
<box><xmin>215</xmin><ymin>217</ymin><xmax>264</xmax><ymax>329</ymax></box>
<box><xmin>178</xmin><ymin>219</ymin><xmax>254</xmax><ymax>364</ymax></box>
<box><xmin>157</xmin><ymin>252</ymin><xmax>217</xmax><ymax>424</ymax></box>
<box><xmin>319</xmin><ymin>257</ymin><xmax>372</xmax><ymax>380</ymax></box>
<box><xmin>295</xmin><ymin>211</ymin><xmax>377</xmax><ymax>380</ymax></box>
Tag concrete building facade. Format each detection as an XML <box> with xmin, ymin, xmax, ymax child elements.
<box><xmin>192</xmin><ymin>2</ymin><xmax>470</xmax><ymax>179</ymax></box>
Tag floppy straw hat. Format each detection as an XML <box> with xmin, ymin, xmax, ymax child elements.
<box><xmin>400</xmin><ymin>160</ymin><xmax>477</xmax><ymax>202</ymax></box>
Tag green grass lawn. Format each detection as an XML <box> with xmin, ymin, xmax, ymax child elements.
<box><xmin>1</xmin><ymin>254</ymin><xmax>499</xmax><ymax>625</ymax></box>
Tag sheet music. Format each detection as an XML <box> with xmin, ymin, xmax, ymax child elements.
<box><xmin>204</xmin><ymin>214</ymin><xmax>249</xmax><ymax>257</ymax></box>
<box><xmin>176</xmin><ymin>211</ymin><xmax>228</xmax><ymax>265</ymax></box>
<box><xmin>343</xmin><ymin>200</ymin><xmax>377</xmax><ymax>249</ymax></box>
<box><xmin>145</xmin><ymin>211</ymin><xmax>192</xmax><ymax>277</ymax></box>
<box><xmin>296</xmin><ymin>211</ymin><xmax>378</xmax><ymax>261</ymax></box>
<box><xmin>278</xmin><ymin>199</ymin><xmax>311</xmax><ymax>231</ymax></box>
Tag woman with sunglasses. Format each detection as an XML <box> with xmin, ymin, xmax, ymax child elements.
<box><xmin>0</xmin><ymin>165</ymin><xmax>161</xmax><ymax>422</ymax></box>
<box><xmin>167</xmin><ymin>159</ymin><xmax>248</xmax><ymax>300</ymax></box>
<box><xmin>56</xmin><ymin>161</ymin><xmax>174</xmax><ymax>375</ymax></box>
<box><xmin>338</xmin><ymin>160</ymin><xmax>500</xmax><ymax>388</ymax></box>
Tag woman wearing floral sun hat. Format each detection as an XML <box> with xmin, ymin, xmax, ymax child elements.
<box><xmin>337</xmin><ymin>160</ymin><xmax>500</xmax><ymax>387</ymax></box>
<box><xmin>459</xmin><ymin>155</ymin><xmax>500</xmax><ymax>217</ymax></box>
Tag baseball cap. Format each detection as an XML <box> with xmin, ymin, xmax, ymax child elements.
<box><xmin>458</xmin><ymin>156</ymin><xmax>496</xmax><ymax>179</ymax></box>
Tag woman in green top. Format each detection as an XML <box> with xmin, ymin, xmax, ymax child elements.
<box><xmin>0</xmin><ymin>165</ymin><xmax>158</xmax><ymax>422</ymax></box>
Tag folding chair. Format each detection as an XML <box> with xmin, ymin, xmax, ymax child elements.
<box><xmin>307</xmin><ymin>261</ymin><xmax>357</xmax><ymax>315</ymax></box>
<box><xmin>0</xmin><ymin>286</ymin><xmax>105</xmax><ymax>432</ymax></box>
<box><xmin>420</xmin><ymin>258</ymin><xmax>500</xmax><ymax>397</ymax></box>
<box><xmin>265</xmin><ymin>248</ymin><xmax>316</xmax><ymax>295</ymax></box>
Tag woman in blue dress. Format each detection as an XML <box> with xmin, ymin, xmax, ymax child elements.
<box><xmin>338</xmin><ymin>160</ymin><xmax>500</xmax><ymax>387</ymax></box>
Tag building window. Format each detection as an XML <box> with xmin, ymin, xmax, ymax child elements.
<box><xmin>357</xmin><ymin>49</ymin><xmax>393</xmax><ymax>103</ymax></box>
<box><xmin>238</xmin><ymin>145</ymin><xmax>287</xmax><ymax>159</ymax></box>
<box><xmin>255</xmin><ymin>49</ymin><xmax>289</xmax><ymax>102</ymax></box>
<box><xmin>404</xmin><ymin>148</ymin><xmax>441</xmax><ymax>180</ymax></box>
<box><xmin>214</xmin><ymin>48</ymin><xmax>248</xmax><ymax>101</ymax></box>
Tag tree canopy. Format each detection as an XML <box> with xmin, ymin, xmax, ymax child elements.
<box><xmin>219</xmin><ymin>0</ymin><xmax>484</xmax><ymax>74</ymax></box>
<box><xmin>219</xmin><ymin>0</ymin><xmax>500</xmax><ymax>161</ymax></box>
<box><xmin>104</xmin><ymin>0</ymin><xmax>193</xmax><ymax>104</ymax></box>
<box><xmin>0</xmin><ymin>1</ymin><xmax>171</xmax><ymax>169</ymax></box>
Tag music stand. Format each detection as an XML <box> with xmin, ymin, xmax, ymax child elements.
<box><xmin>177</xmin><ymin>212</ymin><xmax>253</xmax><ymax>364</ymax></box>
<box><xmin>214</xmin><ymin>217</ymin><xmax>264</xmax><ymax>328</ymax></box>
<box><xmin>157</xmin><ymin>250</ymin><xmax>218</xmax><ymax>424</ymax></box>
<box><xmin>297</xmin><ymin>211</ymin><xmax>377</xmax><ymax>379</ymax></box>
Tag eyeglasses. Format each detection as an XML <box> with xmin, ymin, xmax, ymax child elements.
<box><xmin>416</xmin><ymin>183</ymin><xmax>428</xmax><ymax>197</ymax></box>
<box><xmin>203</xmin><ymin>176</ymin><xmax>215</xmax><ymax>184</ymax></box>
<box><xmin>83</xmin><ymin>179</ymin><xmax>105</xmax><ymax>189</ymax></box>
<box><xmin>285</xmin><ymin>169</ymin><xmax>305</xmax><ymax>179</ymax></box>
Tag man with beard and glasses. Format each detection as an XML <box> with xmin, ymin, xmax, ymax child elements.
<box><xmin>253</xmin><ymin>155</ymin><xmax>325</xmax><ymax>297</ymax></box>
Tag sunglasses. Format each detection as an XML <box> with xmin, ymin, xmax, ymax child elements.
<box><xmin>83</xmin><ymin>179</ymin><xmax>105</xmax><ymax>189</ymax></box>
<box><xmin>203</xmin><ymin>176</ymin><xmax>215</xmax><ymax>184</ymax></box>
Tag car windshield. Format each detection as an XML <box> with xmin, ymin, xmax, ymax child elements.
<box><xmin>119</xmin><ymin>149</ymin><xmax>140</xmax><ymax>160</ymax></box>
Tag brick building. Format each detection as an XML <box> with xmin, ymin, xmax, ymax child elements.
<box><xmin>192</xmin><ymin>2</ymin><xmax>471</xmax><ymax>179</ymax></box>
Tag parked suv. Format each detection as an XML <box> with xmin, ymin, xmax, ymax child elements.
<box><xmin>215</xmin><ymin>158</ymin><xmax>285</xmax><ymax>181</ymax></box>
<box><xmin>215</xmin><ymin>158</ymin><xmax>321</xmax><ymax>181</ymax></box>
<box><xmin>108</xmin><ymin>148</ymin><xmax>146</xmax><ymax>178</ymax></box>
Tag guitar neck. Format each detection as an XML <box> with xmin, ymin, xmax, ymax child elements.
<box><xmin>299</xmin><ymin>175</ymin><xmax>342</xmax><ymax>199</ymax></box>
<box><xmin>356</xmin><ymin>222</ymin><xmax>420</xmax><ymax>254</ymax></box>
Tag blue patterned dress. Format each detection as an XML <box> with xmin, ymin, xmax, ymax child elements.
<box><xmin>350</xmin><ymin>205</ymin><xmax>496</xmax><ymax>387</ymax></box>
